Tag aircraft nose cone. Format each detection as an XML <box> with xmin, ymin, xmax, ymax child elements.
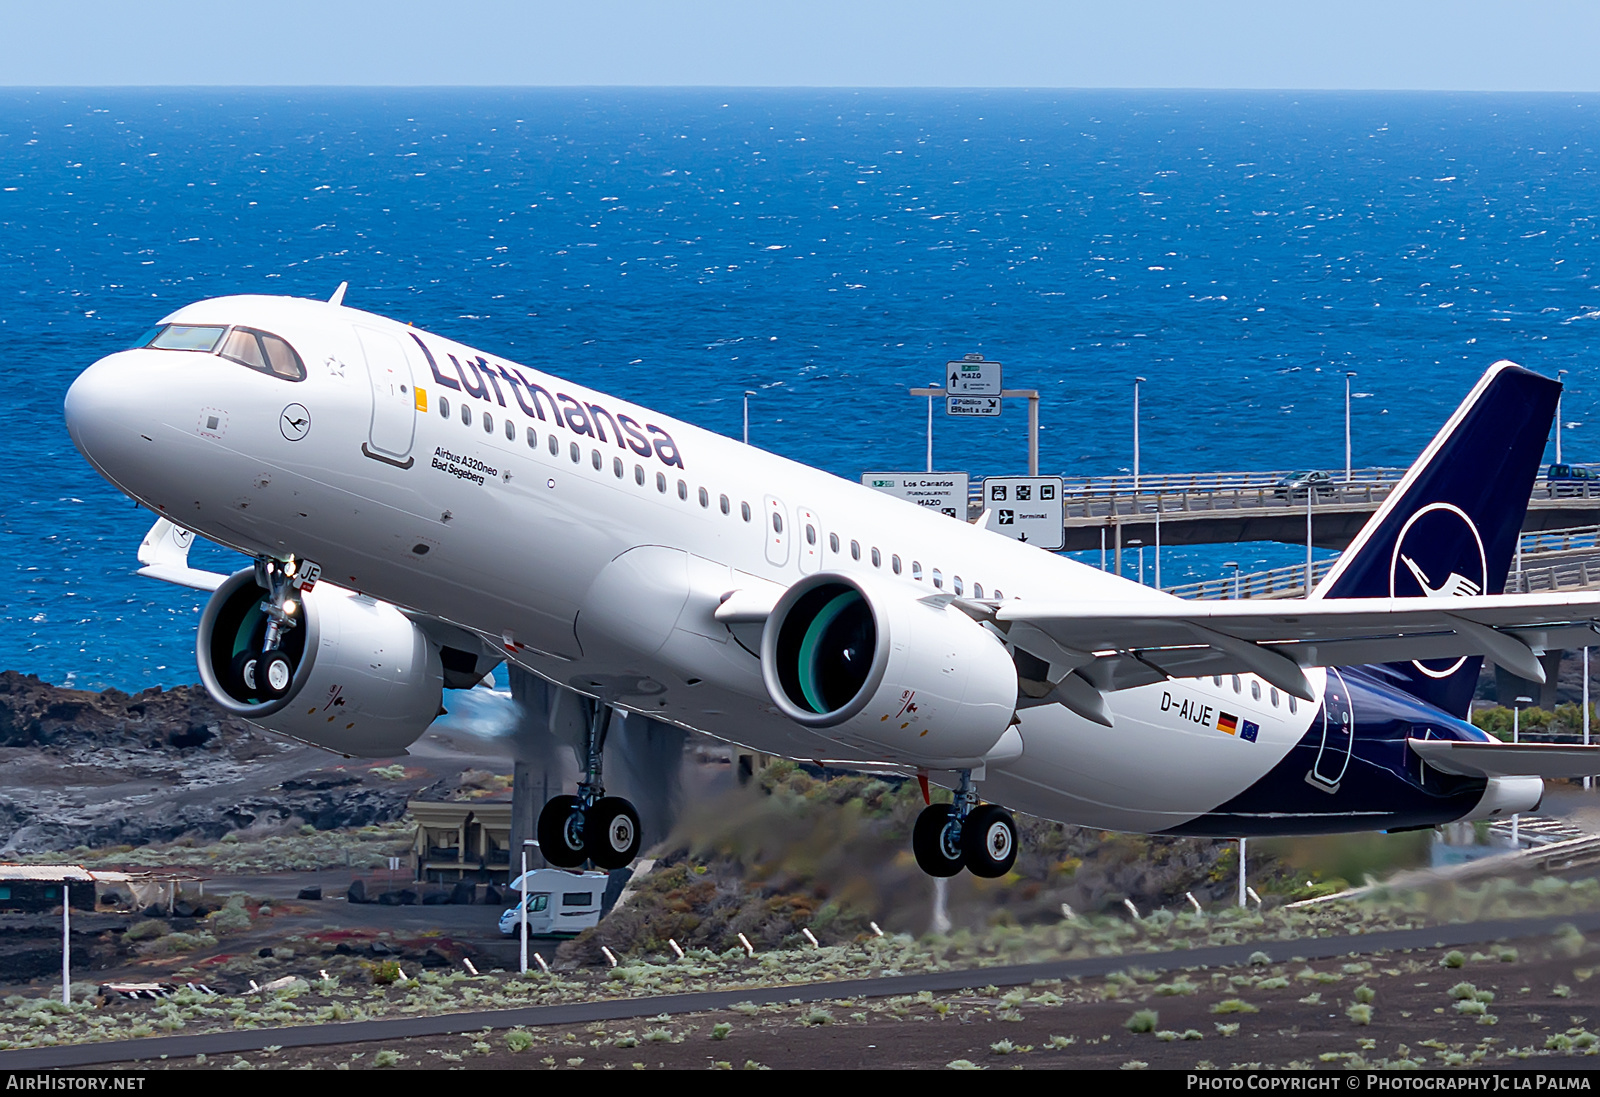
<box><xmin>65</xmin><ymin>351</ymin><xmax>150</xmax><ymax>490</ymax></box>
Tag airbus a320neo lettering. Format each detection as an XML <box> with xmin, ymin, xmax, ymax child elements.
<box><xmin>63</xmin><ymin>291</ymin><xmax>1600</xmax><ymax>878</ymax></box>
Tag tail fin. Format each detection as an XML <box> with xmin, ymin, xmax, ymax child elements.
<box><xmin>1310</xmin><ymin>361</ymin><xmax>1559</xmax><ymax>718</ymax></box>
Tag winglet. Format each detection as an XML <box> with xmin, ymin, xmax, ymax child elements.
<box><xmin>328</xmin><ymin>281</ymin><xmax>348</xmax><ymax>307</ymax></box>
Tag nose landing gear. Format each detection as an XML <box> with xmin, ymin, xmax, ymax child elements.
<box><xmin>911</xmin><ymin>769</ymin><xmax>1018</xmax><ymax>879</ymax></box>
<box><xmin>536</xmin><ymin>701</ymin><xmax>643</xmax><ymax>871</ymax></box>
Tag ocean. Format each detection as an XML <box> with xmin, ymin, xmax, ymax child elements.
<box><xmin>3</xmin><ymin>88</ymin><xmax>1597</xmax><ymax>690</ymax></box>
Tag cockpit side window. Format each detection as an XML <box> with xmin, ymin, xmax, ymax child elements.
<box><xmin>147</xmin><ymin>324</ymin><xmax>227</xmax><ymax>353</ymax></box>
<box><xmin>219</xmin><ymin>327</ymin><xmax>306</xmax><ymax>381</ymax></box>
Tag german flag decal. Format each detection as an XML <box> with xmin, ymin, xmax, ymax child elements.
<box><xmin>1217</xmin><ymin>712</ymin><xmax>1239</xmax><ymax>736</ymax></box>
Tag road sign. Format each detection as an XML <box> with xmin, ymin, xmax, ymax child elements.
<box><xmin>862</xmin><ymin>471</ymin><xmax>970</xmax><ymax>519</ymax></box>
<box><xmin>981</xmin><ymin>476</ymin><xmax>1065</xmax><ymax>550</ymax></box>
<box><xmin>946</xmin><ymin>396</ymin><xmax>1001</xmax><ymax>417</ymax></box>
<box><xmin>946</xmin><ymin>354</ymin><xmax>1002</xmax><ymax>395</ymax></box>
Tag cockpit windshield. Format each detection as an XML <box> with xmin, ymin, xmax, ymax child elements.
<box><xmin>142</xmin><ymin>323</ymin><xmax>306</xmax><ymax>381</ymax></box>
<box><xmin>148</xmin><ymin>324</ymin><xmax>227</xmax><ymax>353</ymax></box>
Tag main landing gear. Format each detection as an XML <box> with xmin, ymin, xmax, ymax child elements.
<box><xmin>911</xmin><ymin>769</ymin><xmax>1018</xmax><ymax>879</ymax></box>
<box><xmin>231</xmin><ymin>555</ymin><xmax>320</xmax><ymax>702</ymax></box>
<box><xmin>536</xmin><ymin>701</ymin><xmax>643</xmax><ymax>872</ymax></box>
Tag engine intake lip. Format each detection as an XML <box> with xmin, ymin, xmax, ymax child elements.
<box><xmin>761</xmin><ymin>572</ymin><xmax>891</xmax><ymax>728</ymax></box>
<box><xmin>196</xmin><ymin>567</ymin><xmax>321</xmax><ymax>717</ymax></box>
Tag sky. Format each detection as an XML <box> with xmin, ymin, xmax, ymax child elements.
<box><xmin>3</xmin><ymin>0</ymin><xmax>1600</xmax><ymax>90</ymax></box>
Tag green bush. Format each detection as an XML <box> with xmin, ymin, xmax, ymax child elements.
<box><xmin>1125</xmin><ymin>1009</ymin><xmax>1159</xmax><ymax>1033</ymax></box>
<box><xmin>123</xmin><ymin>920</ymin><xmax>168</xmax><ymax>942</ymax></box>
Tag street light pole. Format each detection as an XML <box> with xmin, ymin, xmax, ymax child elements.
<box><xmin>1133</xmin><ymin>376</ymin><xmax>1146</xmax><ymax>496</ymax></box>
<box><xmin>926</xmin><ymin>384</ymin><xmax>938</xmax><ymax>472</ymax></box>
<box><xmin>742</xmin><ymin>390</ymin><xmax>755</xmax><ymax>446</ymax></box>
<box><xmin>1512</xmin><ymin>696</ymin><xmax>1532</xmax><ymax>846</ymax></box>
<box><xmin>1225</xmin><ymin>561</ymin><xmax>1240</xmax><ymax>600</ymax></box>
<box><xmin>1558</xmin><ymin>370</ymin><xmax>1568</xmax><ymax>465</ymax></box>
<box><xmin>1344</xmin><ymin>371</ymin><xmax>1357</xmax><ymax>483</ymax></box>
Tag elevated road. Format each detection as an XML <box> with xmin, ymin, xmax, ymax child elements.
<box><xmin>995</xmin><ymin>467</ymin><xmax>1600</xmax><ymax>552</ymax></box>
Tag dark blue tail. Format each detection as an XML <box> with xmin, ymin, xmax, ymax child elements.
<box><xmin>1311</xmin><ymin>362</ymin><xmax>1560</xmax><ymax>718</ymax></box>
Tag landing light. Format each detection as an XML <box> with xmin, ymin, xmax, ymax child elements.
<box><xmin>284</xmin><ymin>599</ymin><xmax>298</xmax><ymax>617</ymax></box>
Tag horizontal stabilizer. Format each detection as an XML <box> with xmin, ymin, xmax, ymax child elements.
<box><xmin>1408</xmin><ymin>738</ymin><xmax>1600</xmax><ymax>779</ymax></box>
<box><xmin>135</xmin><ymin>517</ymin><xmax>227</xmax><ymax>591</ymax></box>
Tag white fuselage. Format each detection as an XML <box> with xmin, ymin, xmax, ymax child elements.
<box><xmin>70</xmin><ymin>295</ymin><xmax>1340</xmax><ymax>833</ymax></box>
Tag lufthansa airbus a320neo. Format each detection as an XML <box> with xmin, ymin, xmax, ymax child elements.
<box><xmin>63</xmin><ymin>290</ymin><xmax>1600</xmax><ymax>879</ymax></box>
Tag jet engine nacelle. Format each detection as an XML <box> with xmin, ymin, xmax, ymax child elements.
<box><xmin>196</xmin><ymin>569</ymin><xmax>443</xmax><ymax>757</ymax></box>
<box><xmin>760</xmin><ymin>572</ymin><xmax>1017</xmax><ymax>766</ymax></box>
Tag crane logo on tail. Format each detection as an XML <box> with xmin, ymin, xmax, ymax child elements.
<box><xmin>1388</xmin><ymin>502</ymin><xmax>1488</xmax><ymax>679</ymax></box>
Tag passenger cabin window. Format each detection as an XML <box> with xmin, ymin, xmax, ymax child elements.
<box><xmin>772</xmin><ymin>512</ymin><xmax>783</xmax><ymax>533</ymax></box>
<box><xmin>1270</xmin><ymin>687</ymin><xmax>1279</xmax><ymax>707</ymax></box>
<box><xmin>1289</xmin><ymin>696</ymin><xmax>1298</xmax><ymax>714</ymax></box>
<box><xmin>461</xmin><ymin>404</ymin><xmax>472</xmax><ymax>426</ymax></box>
<box><xmin>805</xmin><ymin>524</ymin><xmax>816</xmax><ymax>545</ymax></box>
<box><xmin>850</xmin><ymin>540</ymin><xmax>860</xmax><ymax>561</ymax></box>
<box><xmin>1232</xmin><ymin>675</ymin><xmax>1242</xmax><ymax>693</ymax></box>
<box><xmin>569</xmin><ymin>442</ymin><xmax>580</xmax><ymax>463</ymax></box>
<box><xmin>931</xmin><ymin>568</ymin><xmax>943</xmax><ymax>589</ymax></box>
<box><xmin>634</xmin><ymin>464</ymin><xmax>645</xmax><ymax>485</ymax></box>
<box><xmin>656</xmin><ymin>472</ymin><xmax>667</xmax><ymax>493</ymax></box>
<box><xmin>1212</xmin><ymin>675</ymin><xmax>1222</xmax><ymax>686</ymax></box>
<box><xmin>829</xmin><ymin>532</ymin><xmax>840</xmax><ymax>554</ymax></box>
<box><xmin>212</xmin><ymin>327</ymin><xmax>306</xmax><ymax>380</ymax></box>
<box><xmin>677</xmin><ymin>479</ymin><xmax>688</xmax><ymax>500</ymax></box>
<box><xmin>892</xmin><ymin>555</ymin><xmax>902</xmax><ymax>574</ymax></box>
<box><xmin>591</xmin><ymin>449</ymin><xmax>602</xmax><ymax>470</ymax></box>
<box><xmin>993</xmin><ymin>589</ymin><xmax>1004</xmax><ymax>599</ymax></box>
<box><xmin>440</xmin><ymin>397</ymin><xmax>451</xmax><ymax>419</ymax></box>
<box><xmin>871</xmin><ymin>547</ymin><xmax>881</xmax><ymax>567</ymax></box>
<box><xmin>912</xmin><ymin>561</ymin><xmax>923</xmax><ymax>581</ymax></box>
<box><xmin>526</xmin><ymin>426</ymin><xmax>537</xmax><ymax>448</ymax></box>
<box><xmin>548</xmin><ymin>436</ymin><xmax>559</xmax><ymax>456</ymax></box>
<box><xmin>973</xmin><ymin>582</ymin><xmax>983</xmax><ymax>599</ymax></box>
<box><xmin>699</xmin><ymin>487</ymin><xmax>709</xmax><ymax>508</ymax></box>
<box><xmin>720</xmin><ymin>494</ymin><xmax>730</xmax><ymax>515</ymax></box>
<box><xmin>1251</xmin><ymin>680</ymin><xmax>1261</xmax><ymax>701</ymax></box>
<box><xmin>483</xmin><ymin>411</ymin><xmax>494</xmax><ymax>433</ymax></box>
<box><xmin>953</xmin><ymin>576</ymin><xmax>963</xmax><ymax>596</ymax></box>
<box><xmin>741</xmin><ymin>502</ymin><xmax>751</xmax><ymax>522</ymax></box>
<box><xmin>505</xmin><ymin>420</ymin><xmax>515</xmax><ymax>441</ymax></box>
<box><xmin>613</xmin><ymin>457</ymin><xmax>623</xmax><ymax>478</ymax></box>
<box><xmin>147</xmin><ymin>324</ymin><xmax>226</xmax><ymax>353</ymax></box>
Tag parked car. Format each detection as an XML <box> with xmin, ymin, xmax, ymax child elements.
<box><xmin>1273</xmin><ymin>469</ymin><xmax>1332</xmax><ymax>499</ymax></box>
<box><xmin>498</xmin><ymin>868</ymin><xmax>609</xmax><ymax>938</ymax></box>
<box><xmin>1546</xmin><ymin>463</ymin><xmax>1600</xmax><ymax>495</ymax></box>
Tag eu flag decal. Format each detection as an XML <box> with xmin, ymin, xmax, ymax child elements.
<box><xmin>1240</xmin><ymin>720</ymin><xmax>1260</xmax><ymax>743</ymax></box>
<box><xmin>1217</xmin><ymin>712</ymin><xmax>1238</xmax><ymax>736</ymax></box>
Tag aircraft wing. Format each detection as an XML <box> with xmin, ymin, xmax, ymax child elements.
<box><xmin>1408</xmin><ymin>738</ymin><xmax>1600</xmax><ymax>779</ymax></box>
<box><xmin>986</xmin><ymin>592</ymin><xmax>1600</xmax><ymax>710</ymax></box>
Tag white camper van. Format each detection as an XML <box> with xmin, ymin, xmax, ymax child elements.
<box><xmin>498</xmin><ymin>869</ymin><xmax>609</xmax><ymax>938</ymax></box>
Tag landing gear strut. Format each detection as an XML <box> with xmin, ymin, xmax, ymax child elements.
<box><xmin>911</xmin><ymin>769</ymin><xmax>1018</xmax><ymax>879</ymax></box>
<box><xmin>234</xmin><ymin>555</ymin><xmax>319</xmax><ymax>701</ymax></box>
<box><xmin>537</xmin><ymin>700</ymin><xmax>642</xmax><ymax>871</ymax></box>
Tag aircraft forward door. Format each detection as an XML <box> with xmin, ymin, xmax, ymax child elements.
<box><xmin>1307</xmin><ymin>667</ymin><xmax>1353</xmax><ymax>793</ymax></box>
<box><xmin>763</xmin><ymin>496</ymin><xmax>790</xmax><ymax>568</ymax></box>
<box><xmin>357</xmin><ymin>327</ymin><xmax>417</xmax><ymax>468</ymax></box>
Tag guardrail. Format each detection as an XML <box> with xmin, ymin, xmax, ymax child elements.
<box><xmin>1165</xmin><ymin>558</ymin><xmax>1338</xmax><ymax>600</ymax></box>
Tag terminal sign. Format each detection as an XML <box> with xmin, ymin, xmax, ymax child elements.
<box><xmin>946</xmin><ymin>354</ymin><xmax>1002</xmax><ymax>395</ymax></box>
<box><xmin>981</xmin><ymin>476</ymin><xmax>1065</xmax><ymax>550</ymax></box>
<box><xmin>862</xmin><ymin>472</ymin><xmax>970</xmax><ymax>519</ymax></box>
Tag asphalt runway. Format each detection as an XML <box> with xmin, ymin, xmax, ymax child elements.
<box><xmin>7</xmin><ymin>909</ymin><xmax>1600</xmax><ymax>1069</ymax></box>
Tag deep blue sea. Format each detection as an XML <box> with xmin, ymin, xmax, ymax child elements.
<box><xmin>4</xmin><ymin>89</ymin><xmax>1600</xmax><ymax>691</ymax></box>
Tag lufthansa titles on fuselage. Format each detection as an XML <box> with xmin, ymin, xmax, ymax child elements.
<box><xmin>409</xmin><ymin>333</ymin><xmax>684</xmax><ymax>470</ymax></box>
